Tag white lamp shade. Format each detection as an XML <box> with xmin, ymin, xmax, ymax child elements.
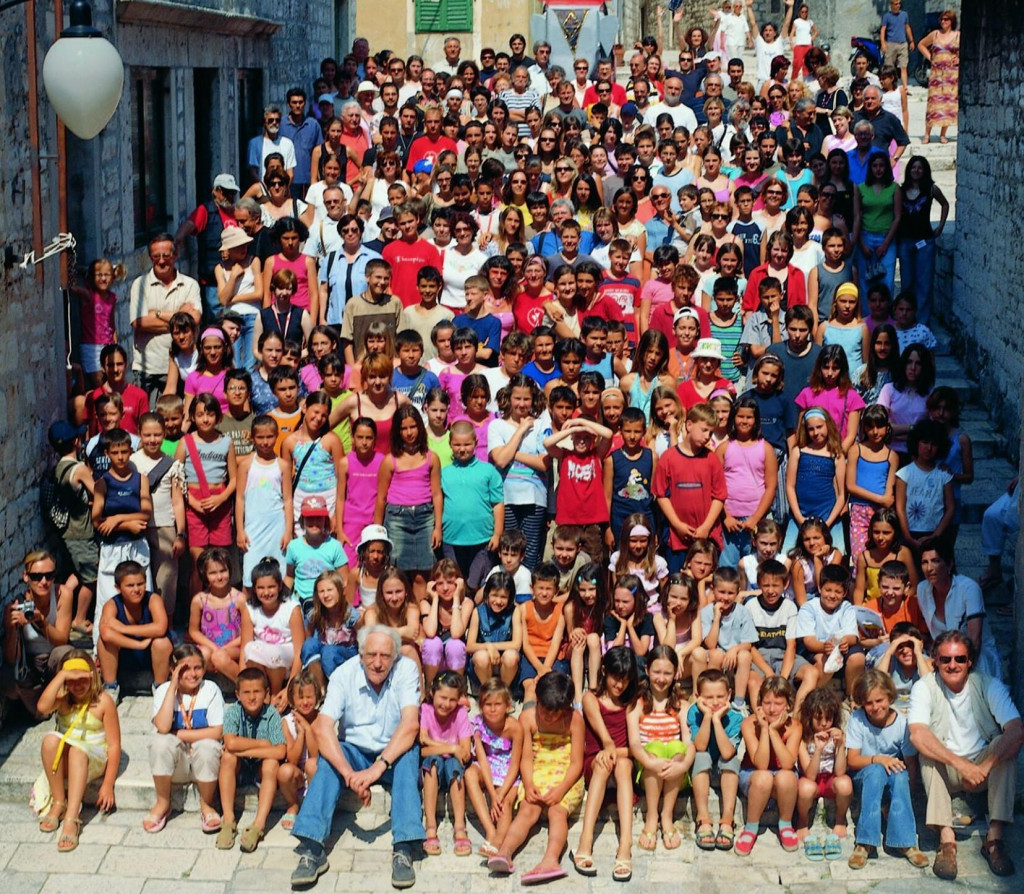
<box><xmin>43</xmin><ymin>36</ymin><xmax>124</xmax><ymax>140</ymax></box>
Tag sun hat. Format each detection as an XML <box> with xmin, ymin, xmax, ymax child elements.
<box><xmin>691</xmin><ymin>337</ymin><xmax>726</xmax><ymax>361</ymax></box>
<box><xmin>219</xmin><ymin>228</ymin><xmax>253</xmax><ymax>251</ymax></box>
<box><xmin>357</xmin><ymin>523</ymin><xmax>393</xmax><ymax>549</ymax></box>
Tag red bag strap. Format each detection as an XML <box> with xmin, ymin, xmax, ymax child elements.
<box><xmin>184</xmin><ymin>434</ymin><xmax>210</xmax><ymax>498</ymax></box>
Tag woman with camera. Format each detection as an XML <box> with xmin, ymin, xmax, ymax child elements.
<box><xmin>2</xmin><ymin>549</ymin><xmax>75</xmax><ymax>718</ymax></box>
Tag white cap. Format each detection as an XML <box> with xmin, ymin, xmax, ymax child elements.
<box><xmin>212</xmin><ymin>173</ymin><xmax>239</xmax><ymax>192</ymax></box>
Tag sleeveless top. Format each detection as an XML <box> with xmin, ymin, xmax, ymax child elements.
<box><xmin>343</xmin><ymin>449</ymin><xmax>384</xmax><ymax>521</ymax></box>
<box><xmin>524</xmin><ymin>600</ymin><xmax>564</xmax><ymax>659</ymax></box>
<box><xmin>247</xmin><ymin>599</ymin><xmax>295</xmax><ymax>646</ymax></box>
<box><xmin>357</xmin><ymin>392</ymin><xmax>400</xmax><ymax>454</ymax></box>
<box><xmin>259</xmin><ymin>305</ymin><xmax>306</xmax><ymax>344</ymax></box>
<box><xmin>184</xmin><ymin>433</ymin><xmax>231</xmax><ymax>485</ymax></box>
<box><xmin>851</xmin><ymin>447</ymin><xmax>892</xmax><ymax>505</ymax></box>
<box><xmin>898</xmin><ymin>188</ymin><xmax>934</xmax><ymax>242</ymax></box>
<box><xmin>22</xmin><ymin>596</ymin><xmax>59</xmax><ymax>656</ymax></box>
<box><xmin>271</xmin><ymin>253</ymin><xmax>311</xmax><ymax>310</ymax></box>
<box><xmin>99</xmin><ymin>468</ymin><xmax>143</xmax><ymax>544</ymax></box>
<box><xmin>584</xmin><ymin>699</ymin><xmax>629</xmax><ymax>759</ymax></box>
<box><xmin>814</xmin><ymin>260</ymin><xmax>853</xmax><ymax>322</ymax></box>
<box><xmin>200</xmin><ymin>590</ymin><xmax>243</xmax><ymax>647</ymax></box>
<box><xmin>822</xmin><ymin>323</ymin><xmax>864</xmax><ymax>372</ymax></box>
<box><xmin>638</xmin><ymin>707</ymin><xmax>682</xmax><ymax>744</ymax></box>
<box><xmin>386</xmin><ymin>452</ymin><xmax>433</xmax><ymax>505</ymax></box>
<box><xmin>476</xmin><ymin>602</ymin><xmax>514</xmax><ymax>643</ymax></box>
<box><xmin>292</xmin><ymin>439</ymin><xmax>337</xmax><ymax>493</ymax></box>
<box><xmin>628</xmin><ymin>374</ymin><xmax>656</xmax><ymax>421</ymax></box>
<box><xmin>471</xmin><ymin>714</ymin><xmax>515</xmax><ymax>786</ymax></box>
<box><xmin>722</xmin><ymin>438</ymin><xmax>768</xmax><ymax>517</ymax></box>
<box><xmin>857</xmin><ymin>183</ymin><xmax>897</xmax><ymax>234</ymax></box>
<box><xmin>225</xmin><ymin>261</ymin><xmax>258</xmax><ymax>315</ymax></box>
<box><xmin>357</xmin><ymin>568</ymin><xmax>378</xmax><ymax>608</ymax></box>
<box><xmin>793</xmin><ymin>449</ymin><xmax>837</xmax><ymax>519</ymax></box>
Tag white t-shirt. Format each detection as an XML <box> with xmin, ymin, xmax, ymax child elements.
<box><xmin>485</xmin><ymin>562</ymin><xmax>533</xmax><ymax>601</ymax></box>
<box><xmin>895</xmin><ymin>463</ymin><xmax>952</xmax><ymax>533</ymax></box>
<box><xmin>131</xmin><ymin>450</ymin><xmax>183</xmax><ymax>529</ymax></box>
<box><xmin>151</xmin><ymin>678</ymin><xmax>226</xmax><ymax>731</ymax></box>
<box><xmin>791</xmin><ymin>18</ymin><xmax>814</xmax><ymax>47</ymax></box>
<box><xmin>248</xmin><ymin>134</ymin><xmax>297</xmax><ymax>173</ymax></box>
<box><xmin>304</xmin><ymin>181</ymin><xmax>354</xmax><ymax>222</ymax></box>
<box><xmin>907</xmin><ymin>674</ymin><xmax>1019</xmax><ymax>757</ymax></box>
<box><xmin>303</xmin><ymin>218</ymin><xmax>345</xmax><ymax>259</ymax></box>
<box><xmin>794</xmin><ymin>597</ymin><xmax>858</xmax><ymax>641</ymax></box>
<box><xmin>755</xmin><ymin>36</ymin><xmax>789</xmax><ymax>84</ymax></box>
<box><xmin>717</xmin><ymin>11</ymin><xmax>750</xmax><ymax>52</ymax></box>
<box><xmin>645</xmin><ymin>102</ymin><xmax>698</xmax><ymax>132</ymax></box>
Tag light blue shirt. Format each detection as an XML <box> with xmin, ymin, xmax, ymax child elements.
<box><xmin>321</xmin><ymin>247</ymin><xmax>382</xmax><ymax>326</ymax></box>
<box><xmin>699</xmin><ymin>602</ymin><xmax>758</xmax><ymax>650</ymax></box>
<box><xmin>322</xmin><ymin>654</ymin><xmax>420</xmax><ymax>753</ymax></box>
<box><xmin>794</xmin><ymin>597</ymin><xmax>858</xmax><ymax>641</ymax></box>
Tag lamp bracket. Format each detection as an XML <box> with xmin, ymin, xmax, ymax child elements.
<box><xmin>19</xmin><ymin>232</ymin><xmax>76</xmax><ymax>269</ymax></box>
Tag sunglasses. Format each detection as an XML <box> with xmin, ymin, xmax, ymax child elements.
<box><xmin>515</xmin><ymin>153</ymin><xmax>529</xmax><ymax>159</ymax></box>
<box><xmin>27</xmin><ymin>571</ymin><xmax>55</xmax><ymax>582</ymax></box>
<box><xmin>555</xmin><ymin>166</ymin><xmax>572</xmax><ymax>173</ymax></box>
<box><xmin>268</xmin><ymin>181</ymin><xmax>287</xmax><ymax>187</ymax></box>
<box><xmin>937</xmin><ymin>654</ymin><xmax>969</xmax><ymax>666</ymax></box>
<box><xmin>712</xmin><ymin>213</ymin><xmax>730</xmax><ymax>220</ymax></box>
<box><xmin>341</xmin><ymin>226</ymin><xmax>361</xmax><ymax>234</ymax></box>
<box><xmin>150</xmin><ymin>252</ymin><xmax>174</xmax><ymax>260</ymax></box>
<box><xmin>265</xmin><ymin>117</ymin><xmax>281</xmax><ymax>123</ymax></box>
<box><xmin>652</xmin><ymin>193</ymin><xmax>670</xmax><ymax>200</ymax></box>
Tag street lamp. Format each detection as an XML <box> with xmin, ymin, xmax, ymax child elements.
<box><xmin>42</xmin><ymin>0</ymin><xmax>124</xmax><ymax>139</ymax></box>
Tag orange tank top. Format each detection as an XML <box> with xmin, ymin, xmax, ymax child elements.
<box><xmin>525</xmin><ymin>600</ymin><xmax>564</xmax><ymax>661</ymax></box>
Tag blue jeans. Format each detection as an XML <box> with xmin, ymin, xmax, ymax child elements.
<box><xmin>854</xmin><ymin>763</ymin><xmax>917</xmax><ymax>849</ymax></box>
<box><xmin>720</xmin><ymin>520</ymin><xmax>753</xmax><ymax>569</ymax></box>
<box><xmin>300</xmin><ymin>638</ymin><xmax>358</xmax><ymax>678</ymax></box>
<box><xmin>856</xmin><ymin>232</ymin><xmax>897</xmax><ymax>311</ymax></box>
<box><xmin>201</xmin><ymin>284</ymin><xmax>222</xmax><ymax>325</ymax></box>
<box><xmin>292</xmin><ymin>741</ymin><xmax>424</xmax><ymax>847</ymax></box>
<box><xmin>897</xmin><ymin>237</ymin><xmax>936</xmax><ymax>324</ymax></box>
<box><xmin>233</xmin><ymin>313</ymin><xmax>258</xmax><ymax>372</ymax></box>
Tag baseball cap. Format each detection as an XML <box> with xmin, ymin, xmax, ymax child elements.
<box><xmin>48</xmin><ymin>420</ymin><xmax>86</xmax><ymax>444</ymax></box>
<box><xmin>317</xmin><ymin>93</ymin><xmax>334</xmax><ymax>104</ymax></box>
<box><xmin>212</xmin><ymin>173</ymin><xmax>239</xmax><ymax>192</ymax></box>
<box><xmin>413</xmin><ymin>158</ymin><xmax>434</xmax><ymax>175</ymax></box>
<box><xmin>673</xmin><ymin>306</ymin><xmax>702</xmax><ymax>325</ymax></box>
<box><xmin>378</xmin><ymin>206</ymin><xmax>395</xmax><ymax>222</ymax></box>
<box><xmin>300</xmin><ymin>495</ymin><xmax>330</xmax><ymax>518</ymax></box>
<box><xmin>621</xmin><ymin>101</ymin><xmax>639</xmax><ymax>118</ymax></box>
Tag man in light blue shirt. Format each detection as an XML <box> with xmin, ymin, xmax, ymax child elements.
<box><xmin>291</xmin><ymin>626</ymin><xmax>423</xmax><ymax>888</ymax></box>
<box><xmin>280</xmin><ymin>89</ymin><xmax>323</xmax><ymax>198</ymax></box>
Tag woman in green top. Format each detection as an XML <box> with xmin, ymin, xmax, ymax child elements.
<box><xmin>852</xmin><ymin>153</ymin><xmax>903</xmax><ymax>304</ymax></box>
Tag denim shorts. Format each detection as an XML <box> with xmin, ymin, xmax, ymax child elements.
<box><xmin>420</xmin><ymin>754</ymin><xmax>464</xmax><ymax>789</ymax></box>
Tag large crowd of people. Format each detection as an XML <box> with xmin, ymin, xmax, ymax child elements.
<box><xmin>6</xmin><ymin>5</ymin><xmax>1018</xmax><ymax>891</ymax></box>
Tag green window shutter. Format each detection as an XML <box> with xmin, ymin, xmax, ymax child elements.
<box><xmin>443</xmin><ymin>0</ymin><xmax>472</xmax><ymax>31</ymax></box>
<box><xmin>415</xmin><ymin>0</ymin><xmax>444</xmax><ymax>32</ymax></box>
<box><xmin>415</xmin><ymin>0</ymin><xmax>472</xmax><ymax>33</ymax></box>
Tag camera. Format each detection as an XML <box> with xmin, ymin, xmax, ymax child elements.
<box><xmin>14</xmin><ymin>600</ymin><xmax>36</xmax><ymax>619</ymax></box>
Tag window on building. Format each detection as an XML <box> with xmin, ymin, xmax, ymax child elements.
<box><xmin>414</xmin><ymin>0</ymin><xmax>472</xmax><ymax>33</ymax></box>
<box><xmin>130</xmin><ymin>68</ymin><xmax>170</xmax><ymax>247</ymax></box>
<box><xmin>237</xmin><ymin>69</ymin><xmax>265</xmax><ymax>187</ymax></box>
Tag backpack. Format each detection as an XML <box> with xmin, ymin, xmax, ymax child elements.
<box><xmin>40</xmin><ymin>461</ymin><xmax>78</xmax><ymax>533</ymax></box>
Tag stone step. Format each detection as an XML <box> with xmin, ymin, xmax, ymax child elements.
<box><xmin>906</xmin><ymin>141</ymin><xmax>957</xmax><ymax>171</ymax></box>
<box><xmin>960</xmin><ymin>457</ymin><xmax>1019</xmax><ymax>519</ymax></box>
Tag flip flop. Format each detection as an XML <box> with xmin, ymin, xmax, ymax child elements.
<box><xmin>142</xmin><ymin>811</ymin><xmax>170</xmax><ymax>834</ymax></box>
<box><xmin>522</xmin><ymin>867</ymin><xmax>568</xmax><ymax>885</ymax></box>
<box><xmin>279</xmin><ymin>813</ymin><xmax>295</xmax><ymax>832</ymax></box>
<box><xmin>662</xmin><ymin>828</ymin><xmax>681</xmax><ymax>850</ymax></box>
<box><xmin>638</xmin><ymin>828</ymin><xmax>658</xmax><ymax>851</ymax></box>
<box><xmin>201</xmin><ymin>812</ymin><xmax>221</xmax><ymax>834</ymax></box>
<box><xmin>488</xmin><ymin>854</ymin><xmax>514</xmax><ymax>875</ymax></box>
<box><xmin>570</xmin><ymin>850</ymin><xmax>597</xmax><ymax>877</ymax></box>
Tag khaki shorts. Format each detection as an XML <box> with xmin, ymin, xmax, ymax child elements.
<box><xmin>884</xmin><ymin>43</ymin><xmax>909</xmax><ymax>68</ymax></box>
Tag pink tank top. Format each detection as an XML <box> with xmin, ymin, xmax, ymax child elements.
<box><xmin>723</xmin><ymin>438</ymin><xmax>768</xmax><ymax>517</ymax></box>
<box><xmin>387</xmin><ymin>452</ymin><xmax>434</xmax><ymax>506</ymax></box>
<box><xmin>357</xmin><ymin>392</ymin><xmax>399</xmax><ymax>454</ymax></box>
<box><xmin>343</xmin><ymin>450</ymin><xmax>384</xmax><ymax>530</ymax></box>
<box><xmin>272</xmin><ymin>253</ymin><xmax>311</xmax><ymax>310</ymax></box>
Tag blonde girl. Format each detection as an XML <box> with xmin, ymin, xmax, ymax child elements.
<box><xmin>301</xmin><ymin>571</ymin><xmax>360</xmax><ymax>691</ymax></box>
<box><xmin>627</xmin><ymin>645</ymin><xmax>695</xmax><ymax>852</ymax></box>
<box><xmin>36</xmin><ymin>651</ymin><xmax>121</xmax><ymax>852</ymax></box>
<box><xmin>277</xmin><ymin>668</ymin><xmax>323</xmax><ymax>831</ymax></box>
<box><xmin>815</xmin><ymin>282</ymin><xmax>869</xmax><ymax>374</ymax></box>
<box><xmin>75</xmin><ymin>258</ymin><xmax>125</xmax><ymax>387</ymax></box>
<box><xmin>683</xmin><ymin>538</ymin><xmax>719</xmax><ymax>607</ymax></box>
<box><xmin>465</xmin><ymin>679</ymin><xmax>524</xmax><ymax>857</ymax></box>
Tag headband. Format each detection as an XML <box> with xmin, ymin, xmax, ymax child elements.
<box><xmin>709</xmin><ymin>388</ymin><xmax>733</xmax><ymax>402</ymax></box>
<box><xmin>629</xmin><ymin>524</ymin><xmax>652</xmax><ymax>537</ymax></box>
<box><xmin>835</xmin><ymin>283</ymin><xmax>859</xmax><ymax>300</ymax></box>
<box><xmin>803</xmin><ymin>408</ymin><xmax>828</xmax><ymax>422</ymax></box>
<box><xmin>62</xmin><ymin>657</ymin><xmax>92</xmax><ymax>673</ymax></box>
<box><xmin>201</xmin><ymin>327</ymin><xmax>227</xmax><ymax>342</ymax></box>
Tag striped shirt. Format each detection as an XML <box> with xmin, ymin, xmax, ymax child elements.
<box><xmin>499</xmin><ymin>88</ymin><xmax>541</xmax><ymax>138</ymax></box>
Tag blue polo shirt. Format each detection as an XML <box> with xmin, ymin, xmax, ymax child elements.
<box><xmin>281</xmin><ymin>115</ymin><xmax>323</xmax><ymax>187</ymax></box>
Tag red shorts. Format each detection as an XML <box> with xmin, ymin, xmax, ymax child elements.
<box><xmin>186</xmin><ymin>484</ymin><xmax>233</xmax><ymax>547</ymax></box>
<box><xmin>815</xmin><ymin>771</ymin><xmax>835</xmax><ymax>798</ymax></box>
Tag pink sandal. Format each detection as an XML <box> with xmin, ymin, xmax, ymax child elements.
<box><xmin>734</xmin><ymin>829</ymin><xmax>758</xmax><ymax>856</ymax></box>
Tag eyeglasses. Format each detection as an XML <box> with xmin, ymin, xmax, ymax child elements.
<box><xmin>324</xmin><ymin>199</ymin><xmax>343</xmax><ymax>206</ymax></box>
<box><xmin>341</xmin><ymin>226</ymin><xmax>361</xmax><ymax>234</ymax></box>
<box><xmin>765</xmin><ymin>189</ymin><xmax>784</xmax><ymax>197</ymax></box>
<box><xmin>712</xmin><ymin>213</ymin><xmax>730</xmax><ymax>220</ymax></box>
<box><xmin>937</xmin><ymin>654</ymin><xmax>969</xmax><ymax>666</ymax></box>
<box><xmin>226</xmin><ymin>384</ymin><xmax>248</xmax><ymax>393</ymax></box>
<box><xmin>150</xmin><ymin>251</ymin><xmax>174</xmax><ymax>260</ymax></box>
<box><xmin>574</xmin><ymin>65</ymin><xmax>588</xmax><ymax>71</ymax></box>
<box><xmin>454</xmin><ymin>227</ymin><xmax>472</xmax><ymax>234</ymax></box>
<box><xmin>27</xmin><ymin>571</ymin><xmax>55</xmax><ymax>582</ymax></box>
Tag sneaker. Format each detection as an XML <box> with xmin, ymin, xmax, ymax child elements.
<box><xmin>103</xmin><ymin>683</ymin><xmax>120</xmax><ymax>705</ymax></box>
<box><xmin>391</xmin><ymin>849</ymin><xmax>416</xmax><ymax>889</ymax></box>
<box><xmin>291</xmin><ymin>850</ymin><xmax>329</xmax><ymax>887</ymax></box>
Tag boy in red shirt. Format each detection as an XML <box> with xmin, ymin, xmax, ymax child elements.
<box><xmin>382</xmin><ymin>205</ymin><xmax>442</xmax><ymax>308</ymax></box>
<box><xmin>653</xmin><ymin>403</ymin><xmax>727</xmax><ymax>572</ymax></box>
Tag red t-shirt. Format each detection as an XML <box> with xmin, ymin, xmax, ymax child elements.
<box><xmin>652</xmin><ymin>445</ymin><xmax>727</xmax><ymax>550</ymax></box>
<box><xmin>581</xmin><ymin>294</ymin><xmax>625</xmax><ymax>324</ymax></box>
<box><xmin>597</xmin><ymin>275</ymin><xmax>641</xmax><ymax>331</ymax></box>
<box><xmin>556</xmin><ymin>452</ymin><xmax>609</xmax><ymax>524</ymax></box>
<box><xmin>648</xmin><ymin>302</ymin><xmax>711</xmax><ymax>344</ymax></box>
<box><xmin>512</xmin><ymin>292</ymin><xmax>551</xmax><ymax>334</ymax></box>
<box><xmin>582</xmin><ymin>83</ymin><xmax>628</xmax><ymax>107</ymax></box>
<box><xmin>86</xmin><ymin>384</ymin><xmax>150</xmax><ymax>435</ymax></box>
<box><xmin>382</xmin><ymin>239</ymin><xmax>443</xmax><ymax>307</ymax></box>
<box><xmin>743</xmin><ymin>263</ymin><xmax>808</xmax><ymax>313</ymax></box>
<box><xmin>676</xmin><ymin>377</ymin><xmax>736</xmax><ymax>410</ymax></box>
<box><xmin>405</xmin><ymin>134</ymin><xmax>459</xmax><ymax>173</ymax></box>
<box><xmin>187</xmin><ymin>204</ymin><xmax>237</xmax><ymax>234</ymax></box>
<box><xmin>339</xmin><ymin>130</ymin><xmax>370</xmax><ymax>185</ymax></box>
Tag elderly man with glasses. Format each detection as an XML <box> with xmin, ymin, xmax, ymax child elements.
<box><xmin>908</xmin><ymin>628</ymin><xmax>1023</xmax><ymax>881</ymax></box>
<box><xmin>247</xmin><ymin>104</ymin><xmax>297</xmax><ymax>186</ymax></box>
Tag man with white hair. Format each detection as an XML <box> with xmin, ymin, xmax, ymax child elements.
<box><xmin>247</xmin><ymin>104</ymin><xmax>296</xmax><ymax>185</ymax></box>
<box><xmin>854</xmin><ymin>85</ymin><xmax>910</xmax><ymax>162</ymax></box>
<box><xmin>646</xmin><ymin>75</ymin><xmax>698</xmax><ymax>131</ymax></box>
<box><xmin>290</xmin><ymin>626</ymin><xmax>423</xmax><ymax>889</ymax></box>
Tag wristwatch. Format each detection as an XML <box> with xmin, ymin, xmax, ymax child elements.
<box><xmin>376</xmin><ymin>754</ymin><xmax>392</xmax><ymax>770</ymax></box>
